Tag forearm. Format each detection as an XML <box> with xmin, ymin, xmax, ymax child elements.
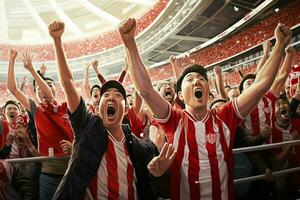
<box><xmin>125</xmin><ymin>39</ymin><xmax>169</xmax><ymax>119</ymax></box>
<box><xmin>270</xmin><ymin>53</ymin><xmax>293</xmax><ymax>96</ymax></box>
<box><xmin>256</xmin><ymin>49</ymin><xmax>270</xmax><ymax>73</ymax></box>
<box><xmin>171</xmin><ymin>63</ymin><xmax>179</xmax><ymax>80</ymax></box>
<box><xmin>84</xmin><ymin>69</ymin><xmax>91</xmax><ymax>100</ymax></box>
<box><xmin>215</xmin><ymin>74</ymin><xmax>227</xmax><ymax>100</ymax></box>
<box><xmin>93</xmin><ymin>67</ymin><xmax>106</xmax><ymax>84</ymax></box>
<box><xmin>53</xmin><ymin>38</ymin><xmax>80</xmax><ymax>112</ymax></box>
<box><xmin>237</xmin><ymin>43</ymin><xmax>285</xmax><ymax>117</ymax></box>
<box><xmin>133</xmin><ymin>90</ymin><xmax>142</xmax><ymax>114</ymax></box>
<box><xmin>118</xmin><ymin>69</ymin><xmax>127</xmax><ymax>83</ymax></box>
<box><xmin>7</xmin><ymin>58</ymin><xmax>18</xmax><ymax>91</ymax></box>
<box><xmin>30</xmin><ymin>69</ymin><xmax>54</xmax><ymax>100</ymax></box>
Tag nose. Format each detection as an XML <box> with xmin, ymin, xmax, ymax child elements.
<box><xmin>194</xmin><ymin>78</ymin><xmax>201</xmax><ymax>86</ymax></box>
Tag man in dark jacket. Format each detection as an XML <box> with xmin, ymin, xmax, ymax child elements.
<box><xmin>0</xmin><ymin>159</ymin><xmax>37</xmax><ymax>200</ymax></box>
<box><xmin>49</xmin><ymin>21</ymin><xmax>169</xmax><ymax>200</ymax></box>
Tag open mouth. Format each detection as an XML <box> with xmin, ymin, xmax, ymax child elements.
<box><xmin>93</xmin><ymin>94</ymin><xmax>99</xmax><ymax>99</ymax></box>
<box><xmin>194</xmin><ymin>88</ymin><xmax>203</xmax><ymax>99</ymax></box>
<box><xmin>9</xmin><ymin>113</ymin><xmax>15</xmax><ymax>119</ymax></box>
<box><xmin>107</xmin><ymin>105</ymin><xmax>116</xmax><ymax>118</ymax></box>
<box><xmin>280</xmin><ymin>109</ymin><xmax>289</xmax><ymax>119</ymax></box>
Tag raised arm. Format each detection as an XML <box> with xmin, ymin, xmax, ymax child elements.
<box><xmin>270</xmin><ymin>46</ymin><xmax>296</xmax><ymax>96</ymax></box>
<box><xmin>22</xmin><ymin>52</ymin><xmax>55</xmax><ymax>101</ymax></box>
<box><xmin>7</xmin><ymin>50</ymin><xmax>31</xmax><ymax>111</ymax></box>
<box><xmin>170</xmin><ymin>55</ymin><xmax>179</xmax><ymax>80</ymax></box>
<box><xmin>214</xmin><ymin>66</ymin><xmax>228</xmax><ymax>100</ymax></box>
<box><xmin>237</xmin><ymin>24</ymin><xmax>292</xmax><ymax>118</ymax></box>
<box><xmin>92</xmin><ymin>60</ymin><xmax>106</xmax><ymax>85</ymax></box>
<box><xmin>255</xmin><ymin>40</ymin><xmax>272</xmax><ymax>73</ymax></box>
<box><xmin>119</xmin><ymin>18</ymin><xmax>169</xmax><ymax>119</ymax></box>
<box><xmin>84</xmin><ymin>63</ymin><xmax>91</xmax><ymax>100</ymax></box>
<box><xmin>118</xmin><ymin>57</ymin><xmax>128</xmax><ymax>83</ymax></box>
<box><xmin>48</xmin><ymin>21</ymin><xmax>80</xmax><ymax>113</ymax></box>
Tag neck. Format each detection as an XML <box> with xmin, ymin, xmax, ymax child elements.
<box><xmin>186</xmin><ymin>105</ymin><xmax>208</xmax><ymax>121</ymax></box>
<box><xmin>107</xmin><ymin>126</ymin><xmax>124</xmax><ymax>142</ymax></box>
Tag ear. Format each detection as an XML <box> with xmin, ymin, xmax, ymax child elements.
<box><xmin>178</xmin><ymin>91</ymin><xmax>184</xmax><ymax>101</ymax></box>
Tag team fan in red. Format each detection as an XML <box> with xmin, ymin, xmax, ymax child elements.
<box><xmin>6</xmin><ymin>49</ymin><xmax>74</xmax><ymax>200</ymax></box>
<box><xmin>47</xmin><ymin>20</ymin><xmax>169</xmax><ymax>200</ymax></box>
<box><xmin>121</xmin><ymin>17</ymin><xmax>292</xmax><ymax>200</ymax></box>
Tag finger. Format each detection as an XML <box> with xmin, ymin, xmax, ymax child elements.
<box><xmin>159</xmin><ymin>143</ymin><xmax>169</xmax><ymax>158</ymax></box>
<box><xmin>169</xmin><ymin>150</ymin><xmax>177</xmax><ymax>161</ymax></box>
<box><xmin>165</xmin><ymin>143</ymin><xmax>174</xmax><ymax>159</ymax></box>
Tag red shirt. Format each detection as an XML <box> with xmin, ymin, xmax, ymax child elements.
<box><xmin>243</xmin><ymin>91</ymin><xmax>277</xmax><ymax>138</ymax></box>
<box><xmin>0</xmin><ymin>117</ymin><xmax>10</xmax><ymax>149</ymax></box>
<box><xmin>85</xmin><ymin>134</ymin><xmax>137</xmax><ymax>199</ymax></box>
<box><xmin>155</xmin><ymin>99</ymin><xmax>242</xmax><ymax>200</ymax></box>
<box><xmin>126</xmin><ymin>108</ymin><xmax>145</xmax><ymax>138</ymax></box>
<box><xmin>30</xmin><ymin>99</ymin><xmax>74</xmax><ymax>157</ymax></box>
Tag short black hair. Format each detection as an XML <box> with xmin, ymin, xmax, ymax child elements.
<box><xmin>239</xmin><ymin>73</ymin><xmax>256</xmax><ymax>93</ymax></box>
<box><xmin>176</xmin><ymin>64</ymin><xmax>208</xmax><ymax>93</ymax></box>
<box><xmin>3</xmin><ymin>100</ymin><xmax>20</xmax><ymax>111</ymax></box>
<box><xmin>90</xmin><ymin>84</ymin><xmax>101</xmax><ymax>96</ymax></box>
<box><xmin>209</xmin><ymin>98</ymin><xmax>228</xmax><ymax>110</ymax></box>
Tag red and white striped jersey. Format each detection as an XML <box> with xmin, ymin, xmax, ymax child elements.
<box><xmin>85</xmin><ymin>133</ymin><xmax>137</xmax><ymax>200</ymax></box>
<box><xmin>243</xmin><ymin>91</ymin><xmax>277</xmax><ymax>138</ymax></box>
<box><xmin>155</xmin><ymin>99</ymin><xmax>243</xmax><ymax>200</ymax></box>
<box><xmin>272</xmin><ymin>119</ymin><xmax>300</xmax><ymax>155</ymax></box>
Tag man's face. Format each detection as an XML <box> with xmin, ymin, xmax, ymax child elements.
<box><xmin>91</xmin><ymin>87</ymin><xmax>100</xmax><ymax>105</ymax></box>
<box><xmin>159</xmin><ymin>82</ymin><xmax>175</xmax><ymax>104</ymax></box>
<box><xmin>181</xmin><ymin>72</ymin><xmax>209</xmax><ymax>110</ymax></box>
<box><xmin>126</xmin><ymin>95</ymin><xmax>134</xmax><ymax>106</ymax></box>
<box><xmin>5</xmin><ymin>104</ymin><xmax>19</xmax><ymax>124</ymax></box>
<box><xmin>275</xmin><ymin>99</ymin><xmax>290</xmax><ymax>124</ymax></box>
<box><xmin>243</xmin><ymin>78</ymin><xmax>255</xmax><ymax>92</ymax></box>
<box><xmin>99</xmin><ymin>88</ymin><xmax>127</xmax><ymax>128</ymax></box>
<box><xmin>36</xmin><ymin>80</ymin><xmax>56</xmax><ymax>104</ymax></box>
<box><xmin>15</xmin><ymin>123</ymin><xmax>27</xmax><ymax>148</ymax></box>
<box><xmin>228</xmin><ymin>88</ymin><xmax>240</xmax><ymax>100</ymax></box>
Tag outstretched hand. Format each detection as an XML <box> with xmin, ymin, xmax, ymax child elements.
<box><xmin>48</xmin><ymin>21</ymin><xmax>65</xmax><ymax>39</ymax></box>
<box><xmin>21</xmin><ymin>52</ymin><xmax>34</xmax><ymax>72</ymax></box>
<box><xmin>147</xmin><ymin>143</ymin><xmax>176</xmax><ymax>177</ymax></box>
<box><xmin>92</xmin><ymin>60</ymin><xmax>98</xmax><ymax>69</ymax></box>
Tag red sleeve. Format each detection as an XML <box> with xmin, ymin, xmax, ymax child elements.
<box><xmin>127</xmin><ymin>108</ymin><xmax>144</xmax><ymax>138</ymax></box>
<box><xmin>154</xmin><ymin>103</ymin><xmax>183</xmax><ymax>138</ymax></box>
<box><xmin>265</xmin><ymin>90</ymin><xmax>278</xmax><ymax>104</ymax></box>
<box><xmin>271</xmin><ymin>127</ymin><xmax>283</xmax><ymax>155</ymax></box>
<box><xmin>215</xmin><ymin>98</ymin><xmax>243</xmax><ymax>135</ymax></box>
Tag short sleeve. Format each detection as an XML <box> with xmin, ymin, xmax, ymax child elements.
<box><xmin>216</xmin><ymin>98</ymin><xmax>243</xmax><ymax>134</ymax></box>
<box><xmin>153</xmin><ymin>103</ymin><xmax>183</xmax><ymax>137</ymax></box>
<box><xmin>68</xmin><ymin>97</ymin><xmax>92</xmax><ymax>135</ymax></box>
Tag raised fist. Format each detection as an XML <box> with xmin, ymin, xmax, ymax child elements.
<box><xmin>118</xmin><ymin>18</ymin><xmax>136</xmax><ymax>44</ymax></box>
<box><xmin>92</xmin><ymin>60</ymin><xmax>98</xmax><ymax>69</ymax></box>
<box><xmin>285</xmin><ymin>46</ymin><xmax>296</xmax><ymax>56</ymax></box>
<box><xmin>214</xmin><ymin>66</ymin><xmax>222</xmax><ymax>75</ymax></box>
<box><xmin>48</xmin><ymin>21</ymin><xmax>65</xmax><ymax>39</ymax></box>
<box><xmin>262</xmin><ymin>40</ymin><xmax>272</xmax><ymax>53</ymax></box>
<box><xmin>275</xmin><ymin>23</ymin><xmax>292</xmax><ymax>47</ymax></box>
<box><xmin>9</xmin><ymin>49</ymin><xmax>18</xmax><ymax>60</ymax></box>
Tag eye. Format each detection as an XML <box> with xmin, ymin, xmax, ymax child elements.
<box><xmin>115</xmin><ymin>93</ymin><xmax>122</xmax><ymax>98</ymax></box>
<box><xmin>103</xmin><ymin>93</ymin><xmax>109</xmax><ymax>97</ymax></box>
